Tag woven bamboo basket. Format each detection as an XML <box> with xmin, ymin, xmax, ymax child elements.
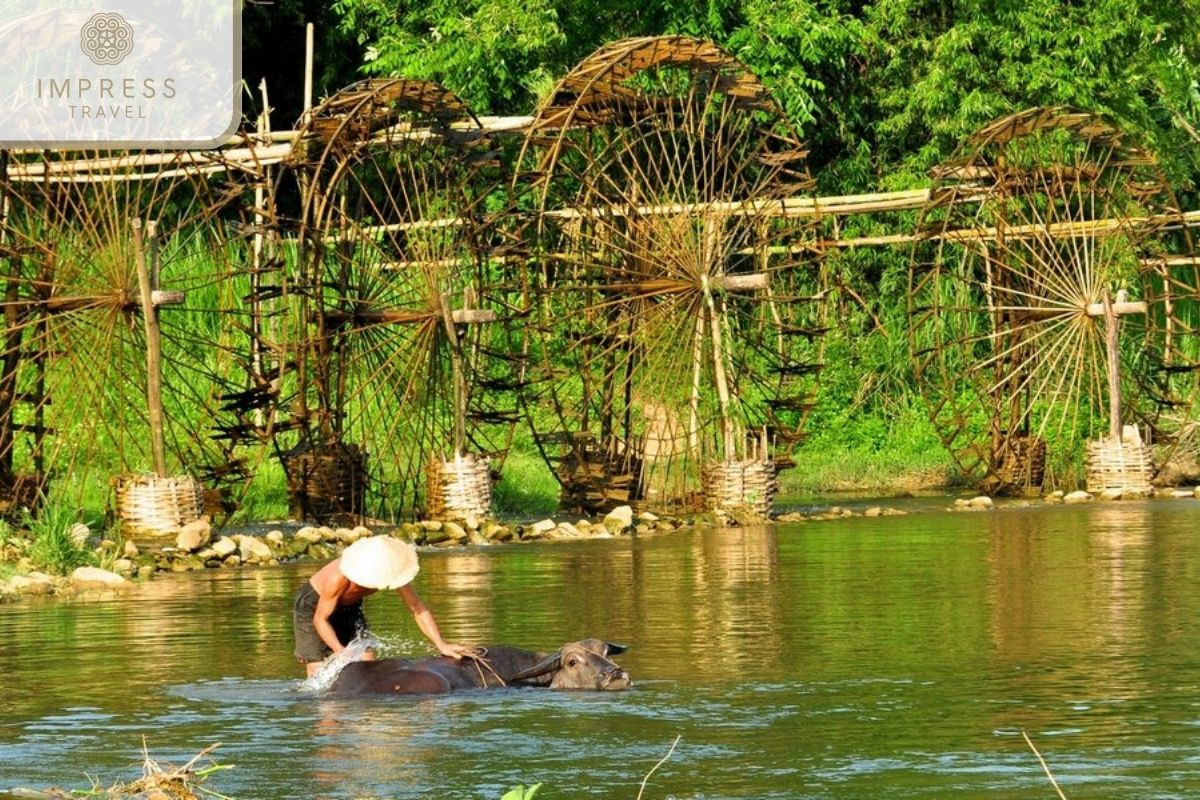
<box><xmin>282</xmin><ymin>443</ymin><xmax>368</xmax><ymax>522</ymax></box>
<box><xmin>114</xmin><ymin>474</ymin><xmax>205</xmax><ymax>542</ymax></box>
<box><xmin>702</xmin><ymin>458</ymin><xmax>778</xmax><ymax>518</ymax></box>
<box><xmin>425</xmin><ymin>454</ymin><xmax>492</xmax><ymax>521</ymax></box>
<box><xmin>1086</xmin><ymin>432</ymin><xmax>1154</xmax><ymax>494</ymax></box>
<box><xmin>994</xmin><ymin>434</ymin><xmax>1048</xmax><ymax>491</ymax></box>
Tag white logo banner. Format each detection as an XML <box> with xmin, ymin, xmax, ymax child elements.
<box><xmin>0</xmin><ymin>0</ymin><xmax>240</xmax><ymax>146</ymax></box>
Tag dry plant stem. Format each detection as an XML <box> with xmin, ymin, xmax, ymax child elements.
<box><xmin>1022</xmin><ymin>729</ymin><xmax>1068</xmax><ymax>800</ymax></box>
<box><xmin>636</xmin><ymin>735</ymin><xmax>682</xmax><ymax>800</ymax></box>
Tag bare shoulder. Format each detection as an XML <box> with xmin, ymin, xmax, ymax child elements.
<box><xmin>309</xmin><ymin>558</ymin><xmax>348</xmax><ymax>598</ymax></box>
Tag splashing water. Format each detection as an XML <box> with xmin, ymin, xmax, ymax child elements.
<box><xmin>298</xmin><ymin>632</ymin><xmax>383</xmax><ymax>693</ymax></box>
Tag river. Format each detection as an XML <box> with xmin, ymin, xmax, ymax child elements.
<box><xmin>2</xmin><ymin>498</ymin><xmax>1200</xmax><ymax>798</ymax></box>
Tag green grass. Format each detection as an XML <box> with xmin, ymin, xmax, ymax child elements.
<box><xmin>25</xmin><ymin>495</ymin><xmax>96</xmax><ymax>576</ymax></box>
<box><xmin>783</xmin><ymin>399</ymin><xmax>960</xmax><ymax>497</ymax></box>
<box><xmin>493</xmin><ymin>449</ymin><xmax>559</xmax><ymax>518</ymax></box>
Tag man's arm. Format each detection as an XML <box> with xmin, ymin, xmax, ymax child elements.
<box><xmin>312</xmin><ymin>579</ymin><xmax>348</xmax><ymax>654</ymax></box>
<box><xmin>398</xmin><ymin>584</ymin><xmax>473</xmax><ymax>659</ymax></box>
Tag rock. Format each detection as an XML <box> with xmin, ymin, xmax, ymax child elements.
<box><xmin>604</xmin><ymin>505</ymin><xmax>634</xmax><ymax>532</ymax></box>
<box><xmin>7</xmin><ymin>573</ymin><xmax>55</xmax><ymax>595</ymax></box>
<box><xmin>1099</xmin><ymin>488</ymin><xmax>1124</xmax><ymax>501</ymax></box>
<box><xmin>211</xmin><ymin>536</ymin><xmax>238</xmax><ymax>558</ymax></box>
<box><xmin>175</xmin><ymin>517</ymin><xmax>212</xmax><ymax>552</ymax></box>
<box><xmin>467</xmin><ymin>528</ymin><xmax>489</xmax><ymax>546</ymax></box>
<box><xmin>462</xmin><ymin>514</ymin><xmax>480</xmax><ymax>532</ymax></box>
<box><xmin>239</xmin><ymin>537</ymin><xmax>273</xmax><ymax>563</ymax></box>
<box><xmin>1171</xmin><ymin>489</ymin><xmax>1194</xmax><ymax>499</ymax></box>
<box><xmin>443</xmin><ymin>521</ymin><xmax>468</xmax><ymax>541</ymax></box>
<box><xmin>882</xmin><ymin>508</ymin><xmax>907</xmax><ymax>516</ymax></box>
<box><xmin>637</xmin><ymin>511</ymin><xmax>659</xmax><ymax>523</ymax></box>
<box><xmin>864</xmin><ymin>506</ymin><xmax>883</xmax><ymax>518</ymax></box>
<box><xmin>419</xmin><ymin>520</ymin><xmax>443</xmax><ymax>532</ymax></box>
<box><xmin>295</xmin><ymin>527</ymin><xmax>323</xmax><ymax>545</ymax></box>
<box><xmin>266</xmin><ymin>530</ymin><xmax>286</xmax><ymax>546</ymax></box>
<box><xmin>352</xmin><ymin>525</ymin><xmax>373</xmax><ymax>541</ymax></box>
<box><xmin>1064</xmin><ymin>490</ymin><xmax>1093</xmax><ymax>504</ymax></box>
<box><xmin>70</xmin><ymin>566</ymin><xmax>130</xmax><ymax>589</ymax></box>
<box><xmin>1195</xmin><ymin>486</ymin><xmax>1200</xmax><ymax>499</ymax></box>
<box><xmin>195</xmin><ymin>548</ymin><xmax>218</xmax><ymax>562</ymax></box>
<box><xmin>575</xmin><ymin>519</ymin><xmax>592</xmax><ymax>529</ymax></box>
<box><xmin>556</xmin><ymin>522</ymin><xmax>582</xmax><ymax>538</ymax></box>
<box><xmin>66</xmin><ymin>522</ymin><xmax>90</xmax><ymax>549</ymax></box>
<box><xmin>1044</xmin><ymin>491</ymin><xmax>1064</xmax><ymax>504</ymax></box>
<box><xmin>422</xmin><ymin>526</ymin><xmax>450</xmax><ymax>545</ymax></box>
<box><xmin>528</xmin><ymin>519</ymin><xmax>557</xmax><ymax>536</ymax></box>
<box><xmin>136</xmin><ymin>565</ymin><xmax>156</xmax><ymax>580</ymax></box>
<box><xmin>969</xmin><ymin>496</ymin><xmax>994</xmax><ymax>510</ymax></box>
<box><xmin>334</xmin><ymin>527</ymin><xmax>356</xmax><ymax>543</ymax></box>
<box><xmin>483</xmin><ymin>522</ymin><xmax>512</xmax><ymax>542</ymax></box>
<box><xmin>221</xmin><ymin>555</ymin><xmax>241</xmax><ymax>568</ymax></box>
<box><xmin>111</xmin><ymin>558</ymin><xmax>134</xmax><ymax>575</ymax></box>
<box><xmin>776</xmin><ymin>512</ymin><xmax>806</xmax><ymax>522</ymax></box>
<box><xmin>122</xmin><ymin>540</ymin><xmax>140</xmax><ymax>558</ymax></box>
<box><xmin>656</xmin><ymin>520</ymin><xmax>677</xmax><ymax>531</ymax></box>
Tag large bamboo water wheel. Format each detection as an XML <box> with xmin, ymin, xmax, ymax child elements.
<box><xmin>0</xmin><ymin>145</ymin><xmax>276</xmax><ymax>529</ymax></box>
<box><xmin>909</xmin><ymin>108</ymin><xmax>1200</xmax><ymax>494</ymax></box>
<box><xmin>516</xmin><ymin>36</ymin><xmax>825</xmax><ymax>515</ymax></box>
<box><xmin>283</xmin><ymin>79</ymin><xmax>522</xmax><ymax>523</ymax></box>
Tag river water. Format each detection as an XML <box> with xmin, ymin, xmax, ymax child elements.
<box><xmin>3</xmin><ymin>499</ymin><xmax>1200</xmax><ymax>799</ymax></box>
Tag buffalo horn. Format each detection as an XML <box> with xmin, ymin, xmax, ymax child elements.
<box><xmin>604</xmin><ymin>642</ymin><xmax>628</xmax><ymax>655</ymax></box>
<box><xmin>509</xmin><ymin>652</ymin><xmax>562</xmax><ymax>682</ymax></box>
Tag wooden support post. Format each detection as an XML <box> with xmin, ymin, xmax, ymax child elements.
<box><xmin>1102</xmin><ymin>289</ymin><xmax>1122</xmax><ymax>442</ymax></box>
<box><xmin>0</xmin><ymin>149</ymin><xmax>18</xmax><ymax>479</ymax></box>
<box><xmin>688</xmin><ymin>312</ymin><xmax>703</xmax><ymax>454</ymax></box>
<box><xmin>132</xmin><ymin>219</ymin><xmax>168</xmax><ymax>478</ymax></box>
<box><xmin>303</xmin><ymin>23</ymin><xmax>315</xmax><ymax>122</ymax></box>
<box><xmin>438</xmin><ymin>293</ymin><xmax>467</xmax><ymax>459</ymax></box>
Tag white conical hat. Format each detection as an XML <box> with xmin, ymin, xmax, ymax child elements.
<box><xmin>340</xmin><ymin>536</ymin><xmax>420</xmax><ymax>590</ymax></box>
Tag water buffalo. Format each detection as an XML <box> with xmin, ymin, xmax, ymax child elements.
<box><xmin>327</xmin><ymin>639</ymin><xmax>631</xmax><ymax>696</ymax></box>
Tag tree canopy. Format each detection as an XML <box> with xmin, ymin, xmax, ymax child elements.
<box><xmin>291</xmin><ymin>0</ymin><xmax>1200</xmax><ymax>191</ymax></box>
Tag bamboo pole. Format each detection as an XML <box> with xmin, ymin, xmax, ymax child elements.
<box><xmin>438</xmin><ymin>293</ymin><xmax>467</xmax><ymax>458</ymax></box>
<box><xmin>1103</xmin><ymin>289</ymin><xmax>1121</xmax><ymax>441</ymax></box>
<box><xmin>303</xmin><ymin>23</ymin><xmax>315</xmax><ymax>123</ymax></box>
<box><xmin>132</xmin><ymin>219</ymin><xmax>168</xmax><ymax>478</ymax></box>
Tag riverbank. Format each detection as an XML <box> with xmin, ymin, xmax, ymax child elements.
<box><xmin>2</xmin><ymin>485</ymin><xmax>1198</xmax><ymax>603</ymax></box>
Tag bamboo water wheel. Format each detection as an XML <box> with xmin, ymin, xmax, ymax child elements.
<box><xmin>0</xmin><ymin>146</ymin><xmax>276</xmax><ymax>527</ymax></box>
<box><xmin>283</xmin><ymin>79</ymin><xmax>522</xmax><ymax>523</ymax></box>
<box><xmin>516</xmin><ymin>36</ymin><xmax>825</xmax><ymax>515</ymax></box>
<box><xmin>909</xmin><ymin>108</ymin><xmax>1200</xmax><ymax>494</ymax></box>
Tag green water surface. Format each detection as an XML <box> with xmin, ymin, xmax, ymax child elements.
<box><xmin>2</xmin><ymin>498</ymin><xmax>1200</xmax><ymax>798</ymax></box>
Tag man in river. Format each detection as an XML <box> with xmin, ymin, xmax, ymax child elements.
<box><xmin>293</xmin><ymin>535</ymin><xmax>475</xmax><ymax>677</ymax></box>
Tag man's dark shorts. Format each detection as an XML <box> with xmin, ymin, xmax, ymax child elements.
<box><xmin>293</xmin><ymin>582</ymin><xmax>368</xmax><ymax>664</ymax></box>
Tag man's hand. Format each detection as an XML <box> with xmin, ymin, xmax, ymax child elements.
<box><xmin>438</xmin><ymin>643</ymin><xmax>477</xmax><ymax>660</ymax></box>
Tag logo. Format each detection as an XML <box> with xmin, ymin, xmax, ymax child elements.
<box><xmin>79</xmin><ymin>12</ymin><xmax>134</xmax><ymax>66</ymax></box>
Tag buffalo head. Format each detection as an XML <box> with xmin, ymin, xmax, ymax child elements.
<box><xmin>509</xmin><ymin>639</ymin><xmax>632</xmax><ymax>690</ymax></box>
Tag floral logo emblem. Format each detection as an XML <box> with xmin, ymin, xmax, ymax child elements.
<box><xmin>79</xmin><ymin>12</ymin><xmax>135</xmax><ymax>66</ymax></box>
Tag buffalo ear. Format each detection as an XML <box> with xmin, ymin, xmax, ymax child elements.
<box><xmin>510</xmin><ymin>652</ymin><xmax>562</xmax><ymax>682</ymax></box>
<box><xmin>603</xmin><ymin>642</ymin><xmax>628</xmax><ymax>655</ymax></box>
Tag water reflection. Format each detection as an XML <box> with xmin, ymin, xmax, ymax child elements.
<box><xmin>3</xmin><ymin>501</ymin><xmax>1200</xmax><ymax>799</ymax></box>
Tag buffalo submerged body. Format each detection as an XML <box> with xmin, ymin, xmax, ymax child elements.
<box><xmin>327</xmin><ymin>639</ymin><xmax>632</xmax><ymax>696</ymax></box>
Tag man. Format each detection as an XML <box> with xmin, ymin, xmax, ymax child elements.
<box><xmin>293</xmin><ymin>534</ymin><xmax>474</xmax><ymax>677</ymax></box>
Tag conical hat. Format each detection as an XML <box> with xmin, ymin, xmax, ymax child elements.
<box><xmin>340</xmin><ymin>536</ymin><xmax>420</xmax><ymax>590</ymax></box>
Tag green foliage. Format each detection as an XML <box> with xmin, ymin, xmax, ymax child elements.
<box><xmin>492</xmin><ymin>450</ymin><xmax>559</xmax><ymax>517</ymax></box>
<box><xmin>501</xmin><ymin>784</ymin><xmax>543</xmax><ymax>800</ymax></box>
<box><xmin>25</xmin><ymin>496</ymin><xmax>95</xmax><ymax>576</ymax></box>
